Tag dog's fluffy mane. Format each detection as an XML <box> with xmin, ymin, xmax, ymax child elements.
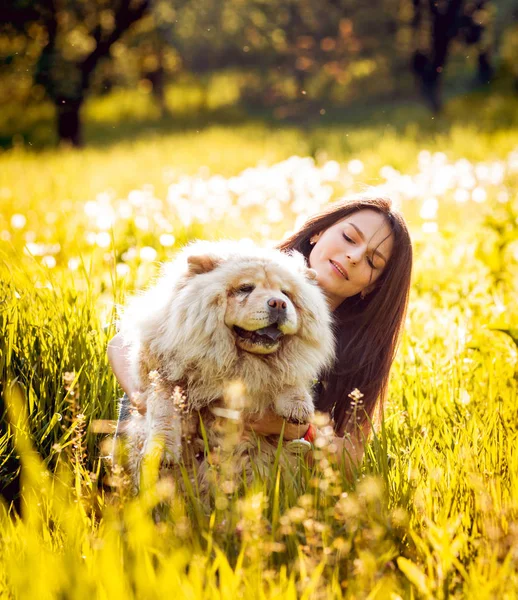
<box><xmin>118</xmin><ymin>239</ymin><xmax>335</xmax><ymax>414</ymax></box>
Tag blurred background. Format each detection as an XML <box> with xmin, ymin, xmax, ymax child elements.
<box><xmin>2</xmin><ymin>0</ymin><xmax>518</xmax><ymax>148</ymax></box>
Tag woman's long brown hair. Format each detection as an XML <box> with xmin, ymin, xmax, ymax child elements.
<box><xmin>277</xmin><ymin>197</ymin><xmax>413</xmax><ymax>437</ymax></box>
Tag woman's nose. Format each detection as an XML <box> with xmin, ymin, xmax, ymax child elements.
<box><xmin>347</xmin><ymin>247</ymin><xmax>364</xmax><ymax>265</ymax></box>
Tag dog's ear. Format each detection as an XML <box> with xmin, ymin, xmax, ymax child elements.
<box><xmin>187</xmin><ymin>254</ymin><xmax>221</xmax><ymax>275</ymax></box>
<box><xmin>305</xmin><ymin>268</ymin><xmax>318</xmax><ymax>281</ymax></box>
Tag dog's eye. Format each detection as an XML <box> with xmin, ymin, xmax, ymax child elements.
<box><xmin>238</xmin><ymin>284</ymin><xmax>255</xmax><ymax>294</ymax></box>
<box><xmin>281</xmin><ymin>290</ymin><xmax>291</xmax><ymax>299</ymax></box>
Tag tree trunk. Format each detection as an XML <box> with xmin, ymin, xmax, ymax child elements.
<box><xmin>476</xmin><ymin>50</ymin><xmax>493</xmax><ymax>85</ymax></box>
<box><xmin>147</xmin><ymin>47</ymin><xmax>169</xmax><ymax>119</ymax></box>
<box><xmin>411</xmin><ymin>0</ymin><xmax>464</xmax><ymax>113</ymax></box>
<box><xmin>55</xmin><ymin>97</ymin><xmax>83</xmax><ymax>147</ymax></box>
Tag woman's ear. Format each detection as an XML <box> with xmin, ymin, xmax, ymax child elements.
<box><xmin>309</xmin><ymin>232</ymin><xmax>323</xmax><ymax>245</ymax></box>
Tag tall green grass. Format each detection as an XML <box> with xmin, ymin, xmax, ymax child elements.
<box><xmin>1</xmin><ymin>89</ymin><xmax>518</xmax><ymax>597</ymax></box>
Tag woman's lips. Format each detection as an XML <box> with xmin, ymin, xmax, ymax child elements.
<box><xmin>329</xmin><ymin>259</ymin><xmax>349</xmax><ymax>279</ymax></box>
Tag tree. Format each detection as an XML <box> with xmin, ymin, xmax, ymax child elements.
<box><xmin>4</xmin><ymin>0</ymin><xmax>151</xmax><ymax>146</ymax></box>
<box><xmin>411</xmin><ymin>0</ymin><xmax>465</xmax><ymax>112</ymax></box>
<box><xmin>410</xmin><ymin>0</ymin><xmax>500</xmax><ymax>112</ymax></box>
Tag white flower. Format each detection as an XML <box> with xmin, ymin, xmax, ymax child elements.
<box><xmin>116</xmin><ymin>263</ymin><xmax>130</xmax><ymax>277</ymax></box>
<box><xmin>454</xmin><ymin>189</ymin><xmax>470</xmax><ymax>203</ymax></box>
<box><xmin>321</xmin><ymin>160</ymin><xmax>341</xmax><ymax>180</ymax></box>
<box><xmin>422</xmin><ymin>222</ymin><xmax>438</xmax><ymax>233</ymax></box>
<box><xmin>11</xmin><ymin>214</ymin><xmax>26</xmax><ymax>229</ymax></box>
<box><xmin>42</xmin><ymin>255</ymin><xmax>56</xmax><ymax>268</ymax></box>
<box><xmin>68</xmin><ymin>258</ymin><xmax>80</xmax><ymax>271</ymax></box>
<box><xmin>159</xmin><ymin>233</ymin><xmax>175</xmax><ymax>247</ymax></box>
<box><xmin>419</xmin><ymin>197</ymin><xmax>438</xmax><ymax>220</ymax></box>
<box><xmin>347</xmin><ymin>159</ymin><xmax>364</xmax><ymax>175</ymax></box>
<box><xmin>96</xmin><ymin>232</ymin><xmax>111</xmax><ymax>248</ymax></box>
<box><xmin>472</xmin><ymin>187</ymin><xmax>487</xmax><ymax>203</ymax></box>
<box><xmin>140</xmin><ymin>246</ymin><xmax>157</xmax><ymax>261</ymax></box>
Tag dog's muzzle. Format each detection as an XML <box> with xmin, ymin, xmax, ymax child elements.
<box><xmin>233</xmin><ymin>323</ymin><xmax>284</xmax><ymax>345</ymax></box>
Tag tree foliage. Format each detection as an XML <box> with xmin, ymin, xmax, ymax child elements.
<box><xmin>1</xmin><ymin>0</ymin><xmax>517</xmax><ymax>145</ymax></box>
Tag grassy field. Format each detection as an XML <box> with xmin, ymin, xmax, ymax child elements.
<box><xmin>1</xmin><ymin>87</ymin><xmax>518</xmax><ymax>598</ymax></box>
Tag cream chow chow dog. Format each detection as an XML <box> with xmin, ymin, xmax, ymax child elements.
<box><xmin>116</xmin><ymin>240</ymin><xmax>335</xmax><ymax>491</ymax></box>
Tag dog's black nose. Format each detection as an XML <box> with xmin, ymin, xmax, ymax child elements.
<box><xmin>267</xmin><ymin>297</ymin><xmax>287</xmax><ymax>319</ymax></box>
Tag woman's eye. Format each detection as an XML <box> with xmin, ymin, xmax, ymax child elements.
<box><xmin>343</xmin><ymin>233</ymin><xmax>354</xmax><ymax>243</ymax></box>
<box><xmin>238</xmin><ymin>284</ymin><xmax>255</xmax><ymax>294</ymax></box>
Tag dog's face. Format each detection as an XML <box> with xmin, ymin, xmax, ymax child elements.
<box><xmin>187</xmin><ymin>252</ymin><xmax>318</xmax><ymax>356</ymax></box>
<box><xmin>225</xmin><ymin>264</ymin><xmax>300</xmax><ymax>355</ymax></box>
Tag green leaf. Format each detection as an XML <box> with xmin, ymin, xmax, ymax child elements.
<box><xmin>397</xmin><ymin>557</ymin><xmax>431</xmax><ymax>597</ymax></box>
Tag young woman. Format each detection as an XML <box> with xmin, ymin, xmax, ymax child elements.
<box><xmin>108</xmin><ymin>196</ymin><xmax>413</xmax><ymax>478</ymax></box>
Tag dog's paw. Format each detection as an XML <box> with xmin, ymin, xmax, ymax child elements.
<box><xmin>144</xmin><ymin>433</ymin><xmax>181</xmax><ymax>468</ymax></box>
<box><xmin>275</xmin><ymin>389</ymin><xmax>315</xmax><ymax>424</ymax></box>
<box><xmin>162</xmin><ymin>442</ymin><xmax>181</xmax><ymax>466</ymax></box>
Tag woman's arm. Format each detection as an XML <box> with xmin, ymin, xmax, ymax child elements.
<box><xmin>107</xmin><ymin>332</ymin><xmax>141</xmax><ymax>400</ymax></box>
<box><xmin>246</xmin><ymin>409</ymin><xmax>309</xmax><ymax>440</ymax></box>
<box><xmin>330</xmin><ymin>423</ymin><xmax>370</xmax><ymax>480</ymax></box>
<box><xmin>246</xmin><ymin>411</ymin><xmax>370</xmax><ymax>477</ymax></box>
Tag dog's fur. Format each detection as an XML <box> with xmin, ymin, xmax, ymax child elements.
<box><xmin>116</xmin><ymin>240</ymin><xmax>335</xmax><ymax>491</ymax></box>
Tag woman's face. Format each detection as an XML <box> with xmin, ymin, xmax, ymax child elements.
<box><xmin>308</xmin><ymin>209</ymin><xmax>394</xmax><ymax>311</ymax></box>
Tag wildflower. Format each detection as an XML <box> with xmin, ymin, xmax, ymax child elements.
<box><xmin>347</xmin><ymin>159</ymin><xmax>364</xmax><ymax>175</ymax></box>
<box><xmin>11</xmin><ymin>214</ymin><xmax>26</xmax><ymax>229</ymax></box>
<box><xmin>321</xmin><ymin>160</ymin><xmax>340</xmax><ymax>180</ymax></box>
<box><xmin>96</xmin><ymin>232</ymin><xmax>111</xmax><ymax>248</ymax></box>
<box><xmin>116</xmin><ymin>263</ymin><xmax>130</xmax><ymax>277</ymax></box>
<box><xmin>419</xmin><ymin>197</ymin><xmax>438</xmax><ymax>220</ymax></box>
<box><xmin>422</xmin><ymin>222</ymin><xmax>438</xmax><ymax>233</ymax></box>
<box><xmin>63</xmin><ymin>372</ymin><xmax>76</xmax><ymax>390</ymax></box>
<box><xmin>348</xmin><ymin>388</ymin><xmax>364</xmax><ymax>403</ymax></box>
<box><xmin>135</xmin><ymin>216</ymin><xmax>149</xmax><ymax>231</ymax></box>
<box><xmin>454</xmin><ymin>189</ymin><xmax>470</xmax><ymax>203</ymax></box>
<box><xmin>41</xmin><ymin>255</ymin><xmax>56</xmax><ymax>268</ymax></box>
<box><xmin>68</xmin><ymin>258</ymin><xmax>80</xmax><ymax>271</ymax></box>
<box><xmin>472</xmin><ymin>187</ymin><xmax>487</xmax><ymax>203</ymax></box>
<box><xmin>159</xmin><ymin>233</ymin><xmax>175</xmax><ymax>247</ymax></box>
<box><xmin>140</xmin><ymin>246</ymin><xmax>157</xmax><ymax>261</ymax></box>
<box><xmin>357</xmin><ymin>476</ymin><xmax>383</xmax><ymax>503</ymax></box>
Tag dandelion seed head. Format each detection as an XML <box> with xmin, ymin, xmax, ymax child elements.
<box><xmin>321</xmin><ymin>160</ymin><xmax>341</xmax><ymax>180</ymax></box>
<box><xmin>419</xmin><ymin>197</ymin><xmax>438</xmax><ymax>220</ymax></box>
<box><xmin>96</xmin><ymin>232</ymin><xmax>111</xmax><ymax>248</ymax></box>
<box><xmin>116</xmin><ymin>263</ymin><xmax>130</xmax><ymax>277</ymax></box>
<box><xmin>135</xmin><ymin>216</ymin><xmax>149</xmax><ymax>231</ymax></box>
<box><xmin>422</xmin><ymin>222</ymin><xmax>438</xmax><ymax>233</ymax></box>
<box><xmin>122</xmin><ymin>247</ymin><xmax>137</xmax><ymax>262</ymax></box>
<box><xmin>159</xmin><ymin>233</ymin><xmax>175</xmax><ymax>247</ymax></box>
<box><xmin>42</xmin><ymin>255</ymin><xmax>56</xmax><ymax>268</ymax></box>
<box><xmin>454</xmin><ymin>188</ymin><xmax>470</xmax><ymax>203</ymax></box>
<box><xmin>11</xmin><ymin>214</ymin><xmax>26</xmax><ymax>229</ymax></box>
<box><xmin>497</xmin><ymin>190</ymin><xmax>509</xmax><ymax>203</ymax></box>
<box><xmin>472</xmin><ymin>187</ymin><xmax>487</xmax><ymax>203</ymax></box>
<box><xmin>139</xmin><ymin>246</ymin><xmax>157</xmax><ymax>261</ymax></box>
<box><xmin>96</xmin><ymin>213</ymin><xmax>115</xmax><ymax>230</ymax></box>
<box><xmin>347</xmin><ymin>159</ymin><xmax>364</xmax><ymax>175</ymax></box>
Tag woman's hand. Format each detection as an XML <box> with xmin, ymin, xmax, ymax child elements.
<box><xmin>107</xmin><ymin>332</ymin><xmax>141</xmax><ymax>402</ymax></box>
<box><xmin>245</xmin><ymin>408</ymin><xmax>309</xmax><ymax>440</ymax></box>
